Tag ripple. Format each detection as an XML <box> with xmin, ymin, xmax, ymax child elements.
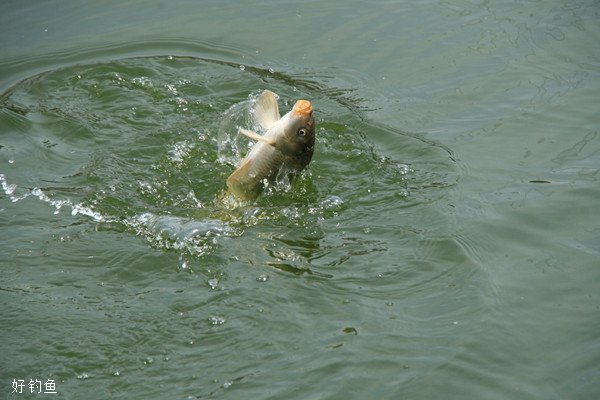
<box><xmin>0</xmin><ymin>54</ymin><xmax>457</xmax><ymax>272</ymax></box>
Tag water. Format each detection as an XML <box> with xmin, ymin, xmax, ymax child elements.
<box><xmin>1</xmin><ymin>1</ymin><xmax>599</xmax><ymax>399</ymax></box>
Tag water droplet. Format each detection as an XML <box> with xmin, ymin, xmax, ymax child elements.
<box><xmin>132</xmin><ymin>76</ymin><xmax>152</xmax><ymax>87</ymax></box>
<box><xmin>207</xmin><ymin>278</ymin><xmax>219</xmax><ymax>289</ymax></box>
<box><xmin>165</xmin><ymin>84</ymin><xmax>178</xmax><ymax>95</ymax></box>
<box><xmin>320</xmin><ymin>195</ymin><xmax>345</xmax><ymax>211</ymax></box>
<box><xmin>396</xmin><ymin>189</ymin><xmax>410</xmax><ymax>197</ymax></box>
<box><xmin>210</xmin><ymin>316</ymin><xmax>226</xmax><ymax>325</ymax></box>
<box><xmin>397</xmin><ymin>164</ymin><xmax>412</xmax><ymax>175</ymax></box>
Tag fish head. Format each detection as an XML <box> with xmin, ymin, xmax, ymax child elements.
<box><xmin>278</xmin><ymin>99</ymin><xmax>315</xmax><ymax>169</ymax></box>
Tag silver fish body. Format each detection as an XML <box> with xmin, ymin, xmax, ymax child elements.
<box><xmin>226</xmin><ymin>90</ymin><xmax>315</xmax><ymax>200</ymax></box>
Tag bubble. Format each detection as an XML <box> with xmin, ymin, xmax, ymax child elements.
<box><xmin>76</xmin><ymin>373</ymin><xmax>89</xmax><ymax>380</ymax></box>
<box><xmin>256</xmin><ymin>274</ymin><xmax>269</xmax><ymax>282</ymax></box>
<box><xmin>239</xmin><ymin>65</ymin><xmax>246</xmax><ymax>71</ymax></box>
<box><xmin>268</xmin><ymin>67</ymin><xmax>275</xmax><ymax>74</ymax></box>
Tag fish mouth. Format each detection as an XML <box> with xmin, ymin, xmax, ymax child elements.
<box><xmin>293</xmin><ymin>100</ymin><xmax>313</xmax><ymax>117</ymax></box>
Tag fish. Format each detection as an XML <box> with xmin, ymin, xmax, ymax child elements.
<box><xmin>226</xmin><ymin>90</ymin><xmax>316</xmax><ymax>200</ymax></box>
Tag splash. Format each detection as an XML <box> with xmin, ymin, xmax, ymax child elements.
<box><xmin>0</xmin><ymin>174</ymin><xmax>236</xmax><ymax>258</ymax></box>
<box><xmin>125</xmin><ymin>212</ymin><xmax>234</xmax><ymax>256</ymax></box>
<box><xmin>1</xmin><ymin>174</ymin><xmax>104</xmax><ymax>221</ymax></box>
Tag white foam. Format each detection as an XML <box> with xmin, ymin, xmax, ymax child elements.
<box><xmin>1</xmin><ymin>174</ymin><xmax>104</xmax><ymax>221</ymax></box>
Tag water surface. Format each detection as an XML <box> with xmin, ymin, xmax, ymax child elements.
<box><xmin>1</xmin><ymin>1</ymin><xmax>599</xmax><ymax>399</ymax></box>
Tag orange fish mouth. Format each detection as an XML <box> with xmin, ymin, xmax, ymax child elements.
<box><xmin>293</xmin><ymin>99</ymin><xmax>313</xmax><ymax>116</ymax></box>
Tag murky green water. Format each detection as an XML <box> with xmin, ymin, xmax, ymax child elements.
<box><xmin>1</xmin><ymin>1</ymin><xmax>599</xmax><ymax>399</ymax></box>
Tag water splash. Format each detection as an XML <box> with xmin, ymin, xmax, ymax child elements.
<box><xmin>216</xmin><ymin>92</ymin><xmax>263</xmax><ymax>166</ymax></box>
<box><xmin>0</xmin><ymin>55</ymin><xmax>455</xmax><ymax>277</ymax></box>
<box><xmin>0</xmin><ymin>174</ymin><xmax>20</xmax><ymax>201</ymax></box>
<box><xmin>0</xmin><ymin>175</ymin><xmax>105</xmax><ymax>221</ymax></box>
<box><xmin>125</xmin><ymin>212</ymin><xmax>235</xmax><ymax>257</ymax></box>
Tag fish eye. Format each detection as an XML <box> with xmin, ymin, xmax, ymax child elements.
<box><xmin>297</xmin><ymin>127</ymin><xmax>307</xmax><ymax>137</ymax></box>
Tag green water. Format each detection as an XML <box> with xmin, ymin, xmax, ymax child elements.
<box><xmin>1</xmin><ymin>1</ymin><xmax>599</xmax><ymax>399</ymax></box>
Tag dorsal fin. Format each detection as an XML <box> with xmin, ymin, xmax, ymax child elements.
<box><xmin>254</xmin><ymin>90</ymin><xmax>280</xmax><ymax>130</ymax></box>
